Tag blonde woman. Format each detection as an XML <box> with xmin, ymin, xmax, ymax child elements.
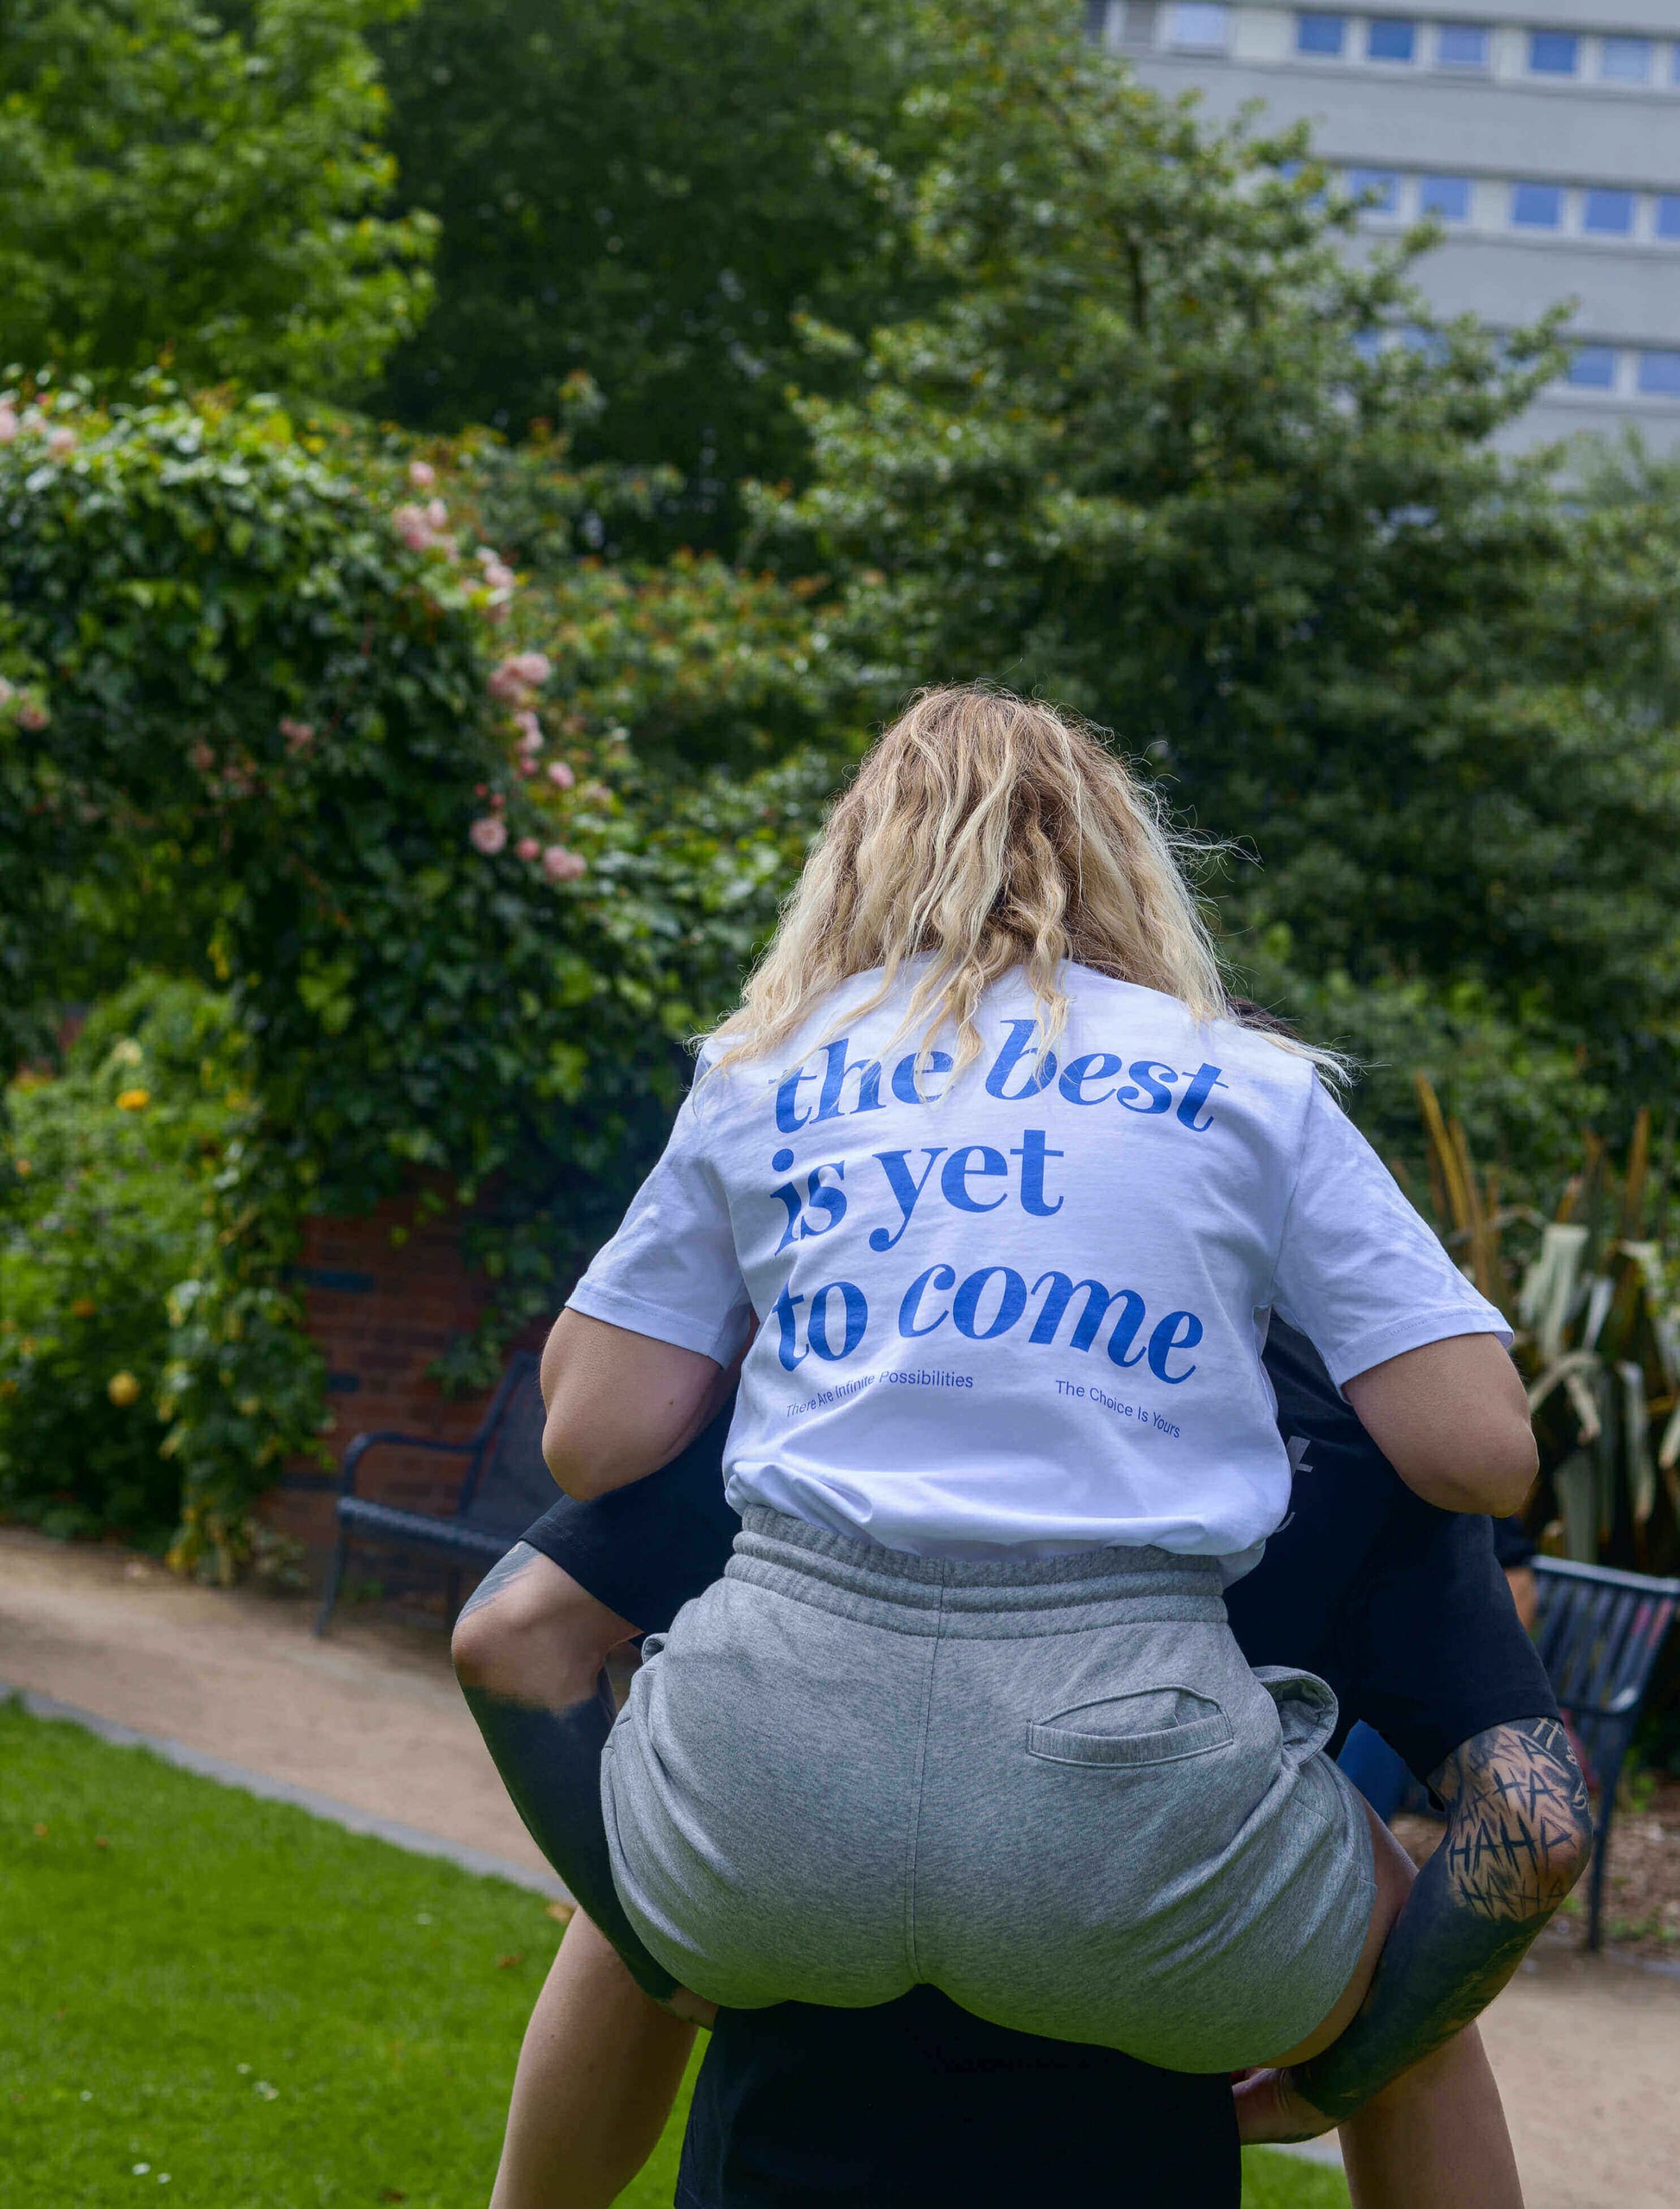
<box><xmin>539</xmin><ymin>685</ymin><xmax>1535</xmax><ymax>2070</ymax></box>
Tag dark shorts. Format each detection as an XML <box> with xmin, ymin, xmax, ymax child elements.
<box><xmin>519</xmin><ymin>1402</ymin><xmax>739</xmax><ymax>1633</ymax></box>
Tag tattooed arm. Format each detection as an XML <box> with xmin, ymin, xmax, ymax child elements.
<box><xmin>1240</xmin><ymin>1716</ymin><xmax>1592</xmax><ymax>2140</ymax></box>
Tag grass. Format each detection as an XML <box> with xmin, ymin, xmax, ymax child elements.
<box><xmin>0</xmin><ymin>1702</ymin><xmax>1343</xmax><ymax>2206</ymax></box>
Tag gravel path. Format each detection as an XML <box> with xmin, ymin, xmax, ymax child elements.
<box><xmin>5</xmin><ymin>1525</ymin><xmax>1679</xmax><ymax>2208</ymax></box>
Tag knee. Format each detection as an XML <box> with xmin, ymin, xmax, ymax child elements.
<box><xmin>451</xmin><ymin>1598</ymin><xmax>535</xmax><ymax>1694</ymax></box>
<box><xmin>452</xmin><ymin>1555</ymin><xmax>625</xmax><ymax>1705</ymax></box>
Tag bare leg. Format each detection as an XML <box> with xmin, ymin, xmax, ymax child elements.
<box><xmin>453</xmin><ymin>1547</ymin><xmax>683</xmax><ymax>2002</ymax></box>
<box><xmin>490</xmin><ymin>1911</ymin><xmax>695</xmax><ymax>2209</ymax></box>
<box><xmin>1339</xmin><ymin>2023</ymin><xmax>1522</xmax><ymax>2209</ymax></box>
<box><xmin>1266</xmin><ymin>1801</ymin><xmax>1418</xmax><ymax>2068</ymax></box>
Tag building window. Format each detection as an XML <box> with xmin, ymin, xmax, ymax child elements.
<box><xmin>1166</xmin><ymin>2</ymin><xmax>1229</xmax><ymax>47</ymax></box>
<box><xmin>1367</xmin><ymin>18</ymin><xmax>1416</xmax><ymax>63</ymax></box>
<box><xmin>1296</xmin><ymin>12</ymin><xmax>1346</xmax><ymax>57</ymax></box>
<box><xmin>1418</xmin><ymin>175</ymin><xmax>1471</xmax><ymax>222</ymax></box>
<box><xmin>1599</xmin><ymin>37</ymin><xmax>1652</xmax><ymax>85</ymax></box>
<box><xmin>1638</xmin><ymin>351</ymin><xmax>1680</xmax><ymax>397</ymax></box>
<box><xmin>1348</xmin><ymin>168</ymin><xmax>1402</xmax><ymax>214</ymax></box>
<box><xmin>1582</xmin><ymin>189</ymin><xmax>1635</xmax><ymax>236</ymax></box>
<box><xmin>1436</xmin><ymin>22</ymin><xmax>1489</xmax><ymax>70</ymax></box>
<box><xmin>1511</xmin><ymin>182</ymin><xmax>1563</xmax><ymax>229</ymax></box>
<box><xmin>1527</xmin><ymin>31</ymin><xmax>1579</xmax><ymax>76</ymax></box>
<box><xmin>1657</xmin><ymin>196</ymin><xmax>1680</xmax><ymax>241</ymax></box>
<box><xmin>1566</xmin><ymin>347</ymin><xmax>1618</xmax><ymax>390</ymax></box>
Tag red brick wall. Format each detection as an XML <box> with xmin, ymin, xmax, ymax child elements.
<box><xmin>261</xmin><ymin>1187</ymin><xmax>551</xmax><ymax>1601</ymax></box>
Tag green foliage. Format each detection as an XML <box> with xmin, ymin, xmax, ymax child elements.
<box><xmin>0</xmin><ymin>1703</ymin><xmax>701</xmax><ymax>2206</ymax></box>
<box><xmin>0</xmin><ymin>377</ymin><xmax>837</xmax><ymax>1548</ymax></box>
<box><xmin>0</xmin><ymin>980</ymin><xmax>245</xmax><ymax>1541</ymax></box>
<box><xmin>0</xmin><ymin>0</ymin><xmax>434</xmax><ymax>395</ymax></box>
<box><xmin>371</xmin><ymin>0</ymin><xmax>926</xmax><ymax>521</ymax></box>
<box><xmin>757</xmin><ymin>0</ymin><xmax>1680</xmax><ymax>1140</ymax></box>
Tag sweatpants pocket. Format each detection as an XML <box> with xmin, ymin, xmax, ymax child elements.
<box><xmin>1251</xmin><ymin>1665</ymin><xmax>1340</xmax><ymax>1766</ymax></box>
<box><xmin>1025</xmin><ymin>1685</ymin><xmax>1234</xmax><ymax>1768</ymax></box>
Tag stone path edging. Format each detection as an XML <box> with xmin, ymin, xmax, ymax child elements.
<box><xmin>3</xmin><ymin>1677</ymin><xmax>570</xmax><ymax>1903</ymax></box>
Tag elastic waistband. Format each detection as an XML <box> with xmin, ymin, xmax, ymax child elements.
<box><xmin>726</xmin><ymin>1508</ymin><xmax>1229</xmax><ymax>1639</ymax></box>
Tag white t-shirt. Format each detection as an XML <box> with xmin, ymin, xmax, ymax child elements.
<box><xmin>566</xmin><ymin>963</ymin><xmax>1510</xmax><ymax>1564</ymax></box>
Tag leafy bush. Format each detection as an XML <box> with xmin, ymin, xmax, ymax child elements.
<box><xmin>0</xmin><ymin>0</ymin><xmax>433</xmax><ymax>396</ymax></box>
<box><xmin>0</xmin><ymin>979</ymin><xmax>246</xmax><ymax>1541</ymax></box>
<box><xmin>0</xmin><ymin>377</ymin><xmax>839</xmax><ymax>1564</ymax></box>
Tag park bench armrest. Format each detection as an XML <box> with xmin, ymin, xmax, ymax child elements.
<box><xmin>337</xmin><ymin>1429</ymin><xmax>476</xmax><ymax>1499</ymax></box>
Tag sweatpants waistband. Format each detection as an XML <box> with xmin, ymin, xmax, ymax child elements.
<box><xmin>726</xmin><ymin>1507</ymin><xmax>1229</xmax><ymax>1638</ymax></box>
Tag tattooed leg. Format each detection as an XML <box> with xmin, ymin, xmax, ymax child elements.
<box><xmin>452</xmin><ymin>1545</ymin><xmax>679</xmax><ymax>2000</ymax></box>
<box><xmin>1240</xmin><ymin>1716</ymin><xmax>1591</xmax><ymax>2143</ymax></box>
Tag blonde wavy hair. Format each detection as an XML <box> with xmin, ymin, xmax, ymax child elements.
<box><xmin>705</xmin><ymin>684</ymin><xmax>1250</xmax><ymax>1081</ymax></box>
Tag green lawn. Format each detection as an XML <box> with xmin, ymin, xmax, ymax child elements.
<box><xmin>0</xmin><ymin>1702</ymin><xmax>1343</xmax><ymax>2206</ymax></box>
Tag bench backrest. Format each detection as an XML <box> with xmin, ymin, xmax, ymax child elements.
<box><xmin>455</xmin><ymin>1352</ymin><xmax>563</xmax><ymax>1537</ymax></box>
<box><xmin>1532</xmin><ymin>1556</ymin><xmax>1680</xmax><ymax>1795</ymax></box>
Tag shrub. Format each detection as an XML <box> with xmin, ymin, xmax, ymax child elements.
<box><xmin>0</xmin><ymin>979</ymin><xmax>246</xmax><ymax>1541</ymax></box>
<box><xmin>0</xmin><ymin>377</ymin><xmax>839</xmax><ymax>1566</ymax></box>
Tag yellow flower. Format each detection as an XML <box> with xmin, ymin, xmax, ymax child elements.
<box><xmin>12</xmin><ymin>1158</ymin><xmax>28</xmax><ymax>1176</ymax></box>
<box><xmin>116</xmin><ymin>1088</ymin><xmax>150</xmax><ymax>1111</ymax></box>
<box><xmin>107</xmin><ymin>1371</ymin><xmax>142</xmax><ymax>1407</ymax></box>
<box><xmin>69</xmin><ymin>1298</ymin><xmax>98</xmax><ymax>1320</ymax></box>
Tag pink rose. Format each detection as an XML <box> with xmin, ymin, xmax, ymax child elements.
<box><xmin>542</xmin><ymin>844</ymin><xmax>586</xmax><ymax>883</ymax></box>
<box><xmin>392</xmin><ymin>504</ymin><xmax>433</xmax><ymax>551</ymax></box>
<box><xmin>408</xmin><ymin>459</ymin><xmax>436</xmax><ymax>489</ymax></box>
<box><xmin>508</xmin><ymin>651</ymin><xmax>552</xmax><ymax>685</ymax></box>
<box><xmin>17</xmin><ymin>700</ymin><xmax>48</xmax><ymax>731</ymax></box>
<box><xmin>0</xmin><ymin>406</ymin><xmax>17</xmax><ymax>444</ymax></box>
<box><xmin>425</xmin><ymin>497</ymin><xmax>448</xmax><ymax>530</ymax></box>
<box><xmin>189</xmin><ymin>740</ymin><xmax>215</xmax><ymax>771</ymax></box>
<box><xmin>47</xmin><ymin>426</ymin><xmax>76</xmax><ymax>459</ymax></box>
<box><xmin>515</xmin><ymin>837</ymin><xmax>540</xmax><ymax>862</ymax></box>
<box><xmin>516</xmin><ymin>757</ymin><xmax>537</xmax><ymax>777</ymax></box>
<box><xmin>279</xmin><ymin>717</ymin><xmax>315</xmax><ymax>754</ymax></box>
<box><xmin>546</xmin><ymin>759</ymin><xmax>575</xmax><ymax>789</ymax></box>
<box><xmin>515</xmin><ymin>711</ymin><xmax>542</xmax><ymax>754</ymax></box>
<box><xmin>469</xmin><ymin>815</ymin><xmax>508</xmax><ymax>855</ymax></box>
<box><xmin>487</xmin><ymin>662</ymin><xmax>525</xmax><ymax>702</ymax></box>
<box><xmin>483</xmin><ymin>560</ymin><xmax>516</xmax><ymax>591</ymax></box>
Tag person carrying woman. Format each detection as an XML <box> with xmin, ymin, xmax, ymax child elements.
<box><xmin>535</xmin><ymin>684</ymin><xmax>1538</xmax><ymax>2075</ymax></box>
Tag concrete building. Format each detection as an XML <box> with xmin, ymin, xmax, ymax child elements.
<box><xmin>1096</xmin><ymin>1</ymin><xmax>1680</xmax><ymax>451</ymax></box>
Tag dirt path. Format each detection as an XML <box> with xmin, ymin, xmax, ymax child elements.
<box><xmin>5</xmin><ymin>1526</ymin><xmax>1680</xmax><ymax>2207</ymax></box>
<box><xmin>0</xmin><ymin>1525</ymin><xmax>544</xmax><ymax>1877</ymax></box>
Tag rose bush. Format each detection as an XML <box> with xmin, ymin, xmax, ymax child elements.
<box><xmin>0</xmin><ymin>377</ymin><xmax>843</xmax><ymax>1567</ymax></box>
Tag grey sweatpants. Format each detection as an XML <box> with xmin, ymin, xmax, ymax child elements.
<box><xmin>602</xmin><ymin>1509</ymin><xmax>1375</xmax><ymax>2073</ymax></box>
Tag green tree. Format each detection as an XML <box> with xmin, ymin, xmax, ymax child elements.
<box><xmin>0</xmin><ymin>0</ymin><xmax>434</xmax><ymax>394</ymax></box>
<box><xmin>371</xmin><ymin>0</ymin><xmax>925</xmax><ymax>524</ymax></box>
<box><xmin>759</xmin><ymin>0</ymin><xmax>1680</xmax><ymax>1122</ymax></box>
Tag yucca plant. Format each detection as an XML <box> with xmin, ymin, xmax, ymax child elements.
<box><xmin>1408</xmin><ymin>1079</ymin><xmax>1680</xmax><ymax>1576</ymax></box>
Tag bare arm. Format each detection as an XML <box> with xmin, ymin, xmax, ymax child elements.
<box><xmin>540</xmin><ymin>1308</ymin><xmax>730</xmax><ymax>1501</ymax></box>
<box><xmin>1343</xmin><ymin>1334</ymin><xmax>1537</xmax><ymax>1516</ymax></box>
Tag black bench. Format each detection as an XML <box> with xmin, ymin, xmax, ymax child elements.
<box><xmin>1532</xmin><ymin>1555</ymin><xmax>1680</xmax><ymax>1952</ymax></box>
<box><xmin>313</xmin><ymin>1351</ymin><xmax>558</xmax><ymax>1636</ymax></box>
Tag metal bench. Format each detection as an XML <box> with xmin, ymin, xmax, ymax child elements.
<box><xmin>1532</xmin><ymin>1555</ymin><xmax>1680</xmax><ymax>1952</ymax></box>
<box><xmin>313</xmin><ymin>1351</ymin><xmax>557</xmax><ymax>1637</ymax></box>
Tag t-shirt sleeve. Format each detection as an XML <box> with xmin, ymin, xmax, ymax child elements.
<box><xmin>1270</xmin><ymin>1079</ymin><xmax>1513</xmax><ymax>1388</ymax></box>
<box><xmin>565</xmin><ymin>1086</ymin><xmax>754</xmax><ymax>1365</ymax></box>
<box><xmin>1337</xmin><ymin>1508</ymin><xmax>1558</xmax><ymax>1787</ymax></box>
